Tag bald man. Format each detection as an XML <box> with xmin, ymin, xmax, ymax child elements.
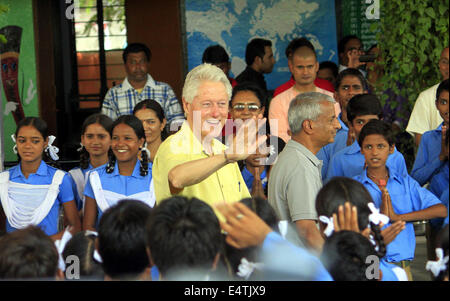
<box><xmin>269</xmin><ymin>38</ymin><xmax>340</xmax><ymax>143</ymax></box>
<box><xmin>407</xmin><ymin>47</ymin><xmax>449</xmax><ymax>146</ymax></box>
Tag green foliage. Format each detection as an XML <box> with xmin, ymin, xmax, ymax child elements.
<box><xmin>0</xmin><ymin>4</ymin><xmax>9</xmax><ymax>44</ymax></box>
<box><xmin>78</xmin><ymin>0</ymin><xmax>126</xmax><ymax>36</ymax></box>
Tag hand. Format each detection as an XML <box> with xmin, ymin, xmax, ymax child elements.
<box><xmin>332</xmin><ymin>202</ymin><xmax>371</xmax><ymax>238</ymax></box>
<box><xmin>346</xmin><ymin>128</ymin><xmax>356</xmax><ymax>146</ymax></box>
<box><xmin>380</xmin><ymin>187</ymin><xmax>400</xmax><ymax>222</ymax></box>
<box><xmin>216</xmin><ymin>202</ymin><xmax>272</xmax><ymax>249</ymax></box>
<box><xmin>251</xmin><ymin>168</ymin><xmax>266</xmax><ymax>199</ymax></box>
<box><xmin>439</xmin><ymin>125</ymin><xmax>448</xmax><ymax>161</ymax></box>
<box><xmin>347</xmin><ymin>49</ymin><xmax>365</xmax><ymax>68</ymax></box>
<box><xmin>380</xmin><ymin>220</ymin><xmax>405</xmax><ymax>245</ymax></box>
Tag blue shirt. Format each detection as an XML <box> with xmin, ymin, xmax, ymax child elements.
<box><xmin>442</xmin><ymin>189</ymin><xmax>449</xmax><ymax>227</ymax></box>
<box><xmin>317</xmin><ymin>114</ymin><xmax>349</xmax><ymax>180</ymax></box>
<box><xmin>5</xmin><ymin>161</ymin><xmax>75</xmax><ymax>236</ymax></box>
<box><xmin>411</xmin><ymin>123</ymin><xmax>448</xmax><ymax>197</ymax></box>
<box><xmin>326</xmin><ymin>140</ymin><xmax>408</xmax><ymax>182</ymax></box>
<box><xmin>241</xmin><ymin>166</ymin><xmax>267</xmax><ymax>193</ymax></box>
<box><xmin>380</xmin><ymin>259</ymin><xmax>406</xmax><ymax>281</ymax></box>
<box><xmin>84</xmin><ymin>160</ymin><xmax>153</xmax><ymax>223</ymax></box>
<box><xmin>354</xmin><ymin>168</ymin><xmax>442</xmax><ymax>262</ymax></box>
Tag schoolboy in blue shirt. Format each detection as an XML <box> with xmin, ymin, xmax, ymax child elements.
<box><xmin>353</xmin><ymin>120</ymin><xmax>447</xmax><ymax>280</ymax></box>
<box><xmin>326</xmin><ymin>94</ymin><xmax>408</xmax><ymax>182</ymax></box>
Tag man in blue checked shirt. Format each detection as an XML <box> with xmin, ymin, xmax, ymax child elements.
<box><xmin>101</xmin><ymin>43</ymin><xmax>184</xmax><ymax>130</ymax></box>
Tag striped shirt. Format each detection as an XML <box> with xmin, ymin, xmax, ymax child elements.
<box><xmin>101</xmin><ymin>74</ymin><xmax>185</xmax><ymax>128</ymax></box>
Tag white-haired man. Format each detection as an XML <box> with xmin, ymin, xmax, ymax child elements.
<box><xmin>268</xmin><ymin>92</ymin><xmax>341</xmax><ymax>253</ymax></box>
<box><xmin>153</xmin><ymin>64</ymin><xmax>266</xmax><ymax>219</ymax></box>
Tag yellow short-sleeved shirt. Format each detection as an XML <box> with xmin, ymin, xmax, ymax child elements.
<box><xmin>152</xmin><ymin>122</ymin><xmax>250</xmax><ymax>220</ymax></box>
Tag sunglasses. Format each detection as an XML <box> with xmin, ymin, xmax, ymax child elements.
<box><xmin>232</xmin><ymin>104</ymin><xmax>261</xmax><ymax>112</ymax></box>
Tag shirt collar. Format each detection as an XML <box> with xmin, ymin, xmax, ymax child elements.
<box><xmin>287</xmin><ymin>140</ymin><xmax>321</xmax><ymax>167</ymax></box>
<box><xmin>337</xmin><ymin>114</ymin><xmax>348</xmax><ymax>131</ymax></box>
<box><xmin>11</xmin><ymin>160</ymin><xmax>48</xmax><ymax>179</ymax></box>
<box><xmin>106</xmin><ymin>160</ymin><xmax>143</xmax><ymax>178</ymax></box>
<box><xmin>122</xmin><ymin>74</ymin><xmax>156</xmax><ymax>91</ymax></box>
<box><xmin>360</xmin><ymin>166</ymin><xmax>403</xmax><ymax>186</ymax></box>
<box><xmin>344</xmin><ymin>140</ymin><xmax>361</xmax><ymax>155</ymax></box>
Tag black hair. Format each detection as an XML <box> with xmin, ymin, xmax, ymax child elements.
<box><xmin>436</xmin><ymin>78</ymin><xmax>449</xmax><ymax>100</ymax></box>
<box><xmin>245</xmin><ymin>38</ymin><xmax>272</xmax><ymax>66</ymax></box>
<box><xmin>79</xmin><ymin>114</ymin><xmax>113</xmax><ymax>169</ymax></box>
<box><xmin>358</xmin><ymin>119</ymin><xmax>395</xmax><ymax>148</ymax></box>
<box><xmin>0</xmin><ymin>226</ymin><xmax>59</xmax><ymax>279</ymax></box>
<box><xmin>335</xmin><ymin>68</ymin><xmax>369</xmax><ymax>91</ymax></box>
<box><xmin>202</xmin><ymin>45</ymin><xmax>230</xmax><ymax>64</ymax></box>
<box><xmin>433</xmin><ymin>224</ymin><xmax>449</xmax><ymax>281</ymax></box>
<box><xmin>133</xmin><ymin>99</ymin><xmax>168</xmax><ymax>141</ymax></box>
<box><xmin>285</xmin><ymin>37</ymin><xmax>316</xmax><ymax>59</ymax></box>
<box><xmin>62</xmin><ymin>231</ymin><xmax>104</xmax><ymax>280</ymax></box>
<box><xmin>122</xmin><ymin>42</ymin><xmax>152</xmax><ymax>63</ymax></box>
<box><xmin>346</xmin><ymin>94</ymin><xmax>383</xmax><ymax>125</ymax></box>
<box><xmin>146</xmin><ymin>196</ymin><xmax>223</xmax><ymax>278</ymax></box>
<box><xmin>97</xmin><ymin>200</ymin><xmax>153</xmax><ymax>280</ymax></box>
<box><xmin>231</xmin><ymin>82</ymin><xmax>267</xmax><ymax>108</ymax></box>
<box><xmin>338</xmin><ymin>35</ymin><xmax>361</xmax><ymax>55</ymax></box>
<box><xmin>106</xmin><ymin>115</ymin><xmax>149</xmax><ymax>176</ymax></box>
<box><xmin>319</xmin><ymin>61</ymin><xmax>339</xmax><ymax>79</ymax></box>
<box><xmin>320</xmin><ymin>230</ymin><xmax>379</xmax><ymax>281</ymax></box>
<box><xmin>315</xmin><ymin>177</ymin><xmax>387</xmax><ymax>259</ymax></box>
<box><xmin>14</xmin><ymin>117</ymin><xmax>60</xmax><ymax>169</ymax></box>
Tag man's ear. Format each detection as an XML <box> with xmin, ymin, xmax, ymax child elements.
<box><xmin>182</xmin><ymin>97</ymin><xmax>190</xmax><ymax>116</ymax></box>
<box><xmin>302</xmin><ymin>119</ymin><xmax>314</xmax><ymax>135</ymax></box>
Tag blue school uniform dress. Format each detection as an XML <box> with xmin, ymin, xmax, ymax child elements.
<box><xmin>379</xmin><ymin>259</ymin><xmax>408</xmax><ymax>281</ymax></box>
<box><xmin>0</xmin><ymin>161</ymin><xmax>75</xmax><ymax>236</ymax></box>
<box><xmin>69</xmin><ymin>164</ymin><xmax>99</xmax><ymax>211</ymax></box>
<box><xmin>84</xmin><ymin>160</ymin><xmax>155</xmax><ymax>223</ymax></box>
<box><xmin>411</xmin><ymin>123</ymin><xmax>448</xmax><ymax>197</ymax></box>
<box><xmin>326</xmin><ymin>140</ymin><xmax>408</xmax><ymax>182</ymax></box>
<box><xmin>241</xmin><ymin>166</ymin><xmax>268</xmax><ymax>193</ymax></box>
<box><xmin>354</xmin><ymin>168</ymin><xmax>442</xmax><ymax>263</ymax></box>
<box><xmin>317</xmin><ymin>114</ymin><xmax>349</xmax><ymax>180</ymax></box>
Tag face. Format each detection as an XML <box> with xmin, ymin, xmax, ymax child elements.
<box><xmin>184</xmin><ymin>80</ymin><xmax>229</xmax><ymax>140</ymax></box>
<box><xmin>1</xmin><ymin>56</ymin><xmax>18</xmax><ymax>86</ymax></box>
<box><xmin>317</xmin><ymin>68</ymin><xmax>336</xmax><ymax>86</ymax></box>
<box><xmin>361</xmin><ymin>134</ymin><xmax>394</xmax><ymax>170</ymax></box>
<box><xmin>340</xmin><ymin>38</ymin><xmax>363</xmax><ymax>65</ymax></box>
<box><xmin>16</xmin><ymin>125</ymin><xmax>48</xmax><ymax>164</ymax></box>
<box><xmin>213</xmin><ymin>62</ymin><xmax>231</xmax><ymax>77</ymax></box>
<box><xmin>436</xmin><ymin>90</ymin><xmax>449</xmax><ymax>125</ymax></box>
<box><xmin>311</xmin><ymin>101</ymin><xmax>341</xmax><ymax>146</ymax></box>
<box><xmin>335</xmin><ymin>75</ymin><xmax>366</xmax><ymax>111</ymax></box>
<box><xmin>124</xmin><ymin>52</ymin><xmax>149</xmax><ymax>83</ymax></box>
<box><xmin>111</xmin><ymin>123</ymin><xmax>145</xmax><ymax>163</ymax></box>
<box><xmin>260</xmin><ymin>46</ymin><xmax>276</xmax><ymax>73</ymax></box>
<box><xmin>439</xmin><ymin>48</ymin><xmax>449</xmax><ymax>80</ymax></box>
<box><xmin>351</xmin><ymin>115</ymin><xmax>380</xmax><ymax>138</ymax></box>
<box><xmin>245</xmin><ymin>151</ymin><xmax>267</xmax><ymax>168</ymax></box>
<box><xmin>289</xmin><ymin>54</ymin><xmax>319</xmax><ymax>87</ymax></box>
<box><xmin>81</xmin><ymin>123</ymin><xmax>111</xmax><ymax>158</ymax></box>
<box><xmin>230</xmin><ymin>90</ymin><xmax>264</xmax><ymax>121</ymax></box>
<box><xmin>135</xmin><ymin>108</ymin><xmax>166</xmax><ymax>144</ymax></box>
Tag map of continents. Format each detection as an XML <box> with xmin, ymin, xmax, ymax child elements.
<box><xmin>185</xmin><ymin>0</ymin><xmax>338</xmax><ymax>90</ymax></box>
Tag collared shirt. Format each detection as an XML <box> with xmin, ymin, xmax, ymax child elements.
<box><xmin>411</xmin><ymin>123</ymin><xmax>448</xmax><ymax>196</ymax></box>
<box><xmin>354</xmin><ymin>168</ymin><xmax>442</xmax><ymax>262</ymax></box>
<box><xmin>273</xmin><ymin>76</ymin><xmax>335</xmax><ymax>97</ymax></box>
<box><xmin>326</xmin><ymin>140</ymin><xmax>408</xmax><ymax>182</ymax></box>
<box><xmin>235</xmin><ymin>66</ymin><xmax>268</xmax><ymax>92</ymax></box>
<box><xmin>268</xmin><ymin>139</ymin><xmax>323</xmax><ymax>224</ymax></box>
<box><xmin>317</xmin><ymin>114</ymin><xmax>349</xmax><ymax>179</ymax></box>
<box><xmin>84</xmin><ymin>160</ymin><xmax>153</xmax><ymax>221</ymax></box>
<box><xmin>406</xmin><ymin>83</ymin><xmax>443</xmax><ymax>136</ymax></box>
<box><xmin>101</xmin><ymin>74</ymin><xmax>184</xmax><ymax>127</ymax></box>
<box><xmin>5</xmin><ymin>161</ymin><xmax>75</xmax><ymax>236</ymax></box>
<box><xmin>152</xmin><ymin>122</ymin><xmax>250</xmax><ymax>220</ymax></box>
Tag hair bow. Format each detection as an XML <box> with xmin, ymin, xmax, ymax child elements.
<box><xmin>426</xmin><ymin>248</ymin><xmax>449</xmax><ymax>277</ymax></box>
<box><xmin>46</xmin><ymin>135</ymin><xmax>60</xmax><ymax>160</ymax></box>
<box><xmin>278</xmin><ymin>220</ymin><xmax>288</xmax><ymax>239</ymax></box>
<box><xmin>236</xmin><ymin>257</ymin><xmax>264</xmax><ymax>280</ymax></box>
<box><xmin>319</xmin><ymin>215</ymin><xmax>334</xmax><ymax>237</ymax></box>
<box><xmin>54</xmin><ymin>227</ymin><xmax>73</xmax><ymax>272</ymax></box>
<box><xmin>77</xmin><ymin>142</ymin><xmax>84</xmax><ymax>152</ymax></box>
<box><xmin>11</xmin><ymin>134</ymin><xmax>18</xmax><ymax>154</ymax></box>
<box><xmin>368</xmin><ymin>203</ymin><xmax>389</xmax><ymax>226</ymax></box>
<box><xmin>140</xmin><ymin>142</ymin><xmax>151</xmax><ymax>159</ymax></box>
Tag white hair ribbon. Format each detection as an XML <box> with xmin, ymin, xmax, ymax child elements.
<box><xmin>426</xmin><ymin>248</ymin><xmax>449</xmax><ymax>277</ymax></box>
<box><xmin>236</xmin><ymin>257</ymin><xmax>264</xmax><ymax>280</ymax></box>
<box><xmin>11</xmin><ymin>134</ymin><xmax>18</xmax><ymax>154</ymax></box>
<box><xmin>46</xmin><ymin>135</ymin><xmax>60</xmax><ymax>160</ymax></box>
<box><xmin>77</xmin><ymin>143</ymin><xmax>84</xmax><ymax>152</ymax></box>
<box><xmin>369</xmin><ymin>234</ymin><xmax>380</xmax><ymax>252</ymax></box>
<box><xmin>83</xmin><ymin>230</ymin><xmax>103</xmax><ymax>263</ymax></box>
<box><xmin>54</xmin><ymin>227</ymin><xmax>73</xmax><ymax>271</ymax></box>
<box><xmin>368</xmin><ymin>203</ymin><xmax>389</xmax><ymax>226</ymax></box>
<box><xmin>319</xmin><ymin>215</ymin><xmax>334</xmax><ymax>237</ymax></box>
<box><xmin>141</xmin><ymin>143</ymin><xmax>151</xmax><ymax>159</ymax></box>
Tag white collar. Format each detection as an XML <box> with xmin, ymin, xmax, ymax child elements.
<box><xmin>122</xmin><ymin>74</ymin><xmax>156</xmax><ymax>91</ymax></box>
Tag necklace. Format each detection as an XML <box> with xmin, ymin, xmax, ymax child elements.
<box><xmin>367</xmin><ymin>170</ymin><xmax>389</xmax><ymax>187</ymax></box>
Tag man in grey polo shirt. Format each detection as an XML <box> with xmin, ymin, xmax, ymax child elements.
<box><xmin>268</xmin><ymin>92</ymin><xmax>340</xmax><ymax>253</ymax></box>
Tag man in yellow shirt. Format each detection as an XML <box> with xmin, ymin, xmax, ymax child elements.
<box><xmin>153</xmin><ymin>63</ymin><xmax>267</xmax><ymax>219</ymax></box>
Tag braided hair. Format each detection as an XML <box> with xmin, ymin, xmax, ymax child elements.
<box><xmin>316</xmin><ymin>177</ymin><xmax>387</xmax><ymax>258</ymax></box>
<box><xmin>106</xmin><ymin>115</ymin><xmax>149</xmax><ymax>176</ymax></box>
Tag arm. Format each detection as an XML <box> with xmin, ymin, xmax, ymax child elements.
<box><xmin>82</xmin><ymin>196</ymin><xmax>98</xmax><ymax>231</ymax></box>
<box><xmin>101</xmin><ymin>88</ymin><xmax>118</xmax><ymax>120</ymax></box>
<box><xmin>414</xmin><ymin>133</ymin><xmax>422</xmax><ymax>148</ymax></box>
<box><xmin>294</xmin><ymin>220</ymin><xmax>324</xmax><ymax>253</ymax></box>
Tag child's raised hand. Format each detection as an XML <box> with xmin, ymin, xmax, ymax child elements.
<box><xmin>439</xmin><ymin>125</ymin><xmax>448</xmax><ymax>162</ymax></box>
<box><xmin>332</xmin><ymin>202</ymin><xmax>371</xmax><ymax>238</ymax></box>
<box><xmin>380</xmin><ymin>220</ymin><xmax>405</xmax><ymax>245</ymax></box>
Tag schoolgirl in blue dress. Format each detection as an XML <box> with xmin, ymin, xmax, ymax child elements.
<box><xmin>0</xmin><ymin>117</ymin><xmax>81</xmax><ymax>239</ymax></box>
<box><xmin>68</xmin><ymin>114</ymin><xmax>113</xmax><ymax>212</ymax></box>
<box><xmin>82</xmin><ymin>115</ymin><xmax>155</xmax><ymax>231</ymax></box>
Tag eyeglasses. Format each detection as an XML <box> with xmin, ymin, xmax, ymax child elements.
<box><xmin>232</xmin><ymin>104</ymin><xmax>261</xmax><ymax>112</ymax></box>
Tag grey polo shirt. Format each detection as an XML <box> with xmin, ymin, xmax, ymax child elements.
<box><xmin>268</xmin><ymin>139</ymin><xmax>323</xmax><ymax>223</ymax></box>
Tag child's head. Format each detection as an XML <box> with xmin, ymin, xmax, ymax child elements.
<box><xmin>358</xmin><ymin>119</ymin><xmax>395</xmax><ymax>170</ymax></box>
<box><xmin>62</xmin><ymin>231</ymin><xmax>104</xmax><ymax>280</ymax></box>
<box><xmin>346</xmin><ymin>94</ymin><xmax>383</xmax><ymax>138</ymax></box>
<box><xmin>202</xmin><ymin>45</ymin><xmax>231</xmax><ymax>77</ymax></box>
<box><xmin>436</xmin><ymin>79</ymin><xmax>449</xmax><ymax>125</ymax></box>
<box><xmin>79</xmin><ymin>113</ymin><xmax>113</xmax><ymax>169</ymax></box>
<box><xmin>317</xmin><ymin>61</ymin><xmax>339</xmax><ymax>86</ymax></box>
<box><xmin>315</xmin><ymin>177</ymin><xmax>386</xmax><ymax>257</ymax></box>
<box><xmin>106</xmin><ymin>115</ymin><xmax>148</xmax><ymax>176</ymax></box>
<box><xmin>146</xmin><ymin>196</ymin><xmax>223</xmax><ymax>279</ymax></box>
<box><xmin>133</xmin><ymin>99</ymin><xmax>167</xmax><ymax>143</ymax></box>
<box><xmin>0</xmin><ymin>226</ymin><xmax>61</xmax><ymax>280</ymax></box>
<box><xmin>320</xmin><ymin>230</ymin><xmax>379</xmax><ymax>281</ymax></box>
<box><xmin>97</xmin><ymin>200</ymin><xmax>153</xmax><ymax>280</ymax></box>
